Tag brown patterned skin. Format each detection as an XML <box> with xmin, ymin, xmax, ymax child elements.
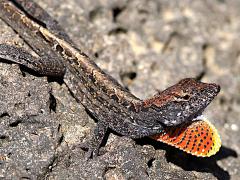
<box><xmin>0</xmin><ymin>0</ymin><xmax>220</xmax><ymax>158</ymax></box>
<box><xmin>141</xmin><ymin>78</ymin><xmax>220</xmax><ymax>127</ymax></box>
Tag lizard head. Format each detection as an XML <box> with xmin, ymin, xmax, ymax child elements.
<box><xmin>143</xmin><ymin>78</ymin><xmax>220</xmax><ymax>126</ymax></box>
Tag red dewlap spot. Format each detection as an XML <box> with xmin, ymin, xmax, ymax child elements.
<box><xmin>151</xmin><ymin>119</ymin><xmax>221</xmax><ymax>157</ymax></box>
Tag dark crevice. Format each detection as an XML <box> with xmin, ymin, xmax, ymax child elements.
<box><xmin>57</xmin><ymin>124</ymin><xmax>62</xmax><ymax>132</ymax></box>
<box><xmin>100</xmin><ymin>129</ymin><xmax>111</xmax><ymax>150</ymax></box>
<box><xmin>31</xmin><ymin>132</ymin><xmax>38</xmax><ymax>136</ymax></box>
<box><xmin>40</xmin><ymin>155</ymin><xmax>58</xmax><ymax>178</ymax></box>
<box><xmin>108</xmin><ymin>27</ymin><xmax>128</xmax><ymax>36</ymax></box>
<box><xmin>57</xmin><ymin>124</ymin><xmax>64</xmax><ymax>145</ymax></box>
<box><xmin>112</xmin><ymin>6</ymin><xmax>125</xmax><ymax>22</ymax></box>
<box><xmin>0</xmin><ymin>112</ymin><xmax>10</xmax><ymax>118</ymax></box>
<box><xmin>93</xmin><ymin>49</ymin><xmax>104</xmax><ymax>59</ymax></box>
<box><xmin>103</xmin><ymin>166</ymin><xmax>116</xmax><ymax>177</ymax></box>
<box><xmin>120</xmin><ymin>71</ymin><xmax>137</xmax><ymax>80</ymax></box>
<box><xmin>138</xmin><ymin>9</ymin><xmax>149</xmax><ymax>15</ymax></box>
<box><xmin>14</xmin><ymin>102</ymin><xmax>23</xmax><ymax>108</ymax></box>
<box><xmin>49</xmin><ymin>93</ymin><xmax>57</xmax><ymax>112</ymax></box>
<box><xmin>89</xmin><ymin>7</ymin><xmax>103</xmax><ymax>22</ymax></box>
<box><xmin>127</xmin><ymin>72</ymin><xmax>137</xmax><ymax>80</ymax></box>
<box><xmin>120</xmin><ymin>71</ymin><xmax>137</xmax><ymax>89</ymax></box>
<box><xmin>145</xmin><ymin>169</ymin><xmax>150</xmax><ymax>177</ymax></box>
<box><xmin>0</xmin><ymin>135</ymin><xmax>8</xmax><ymax>139</ymax></box>
<box><xmin>94</xmin><ymin>52</ymin><xmax>99</xmax><ymax>58</ymax></box>
<box><xmin>67</xmin><ymin>87</ymin><xmax>81</xmax><ymax>103</ymax></box>
<box><xmin>20</xmin><ymin>177</ymin><xmax>30</xmax><ymax>180</ymax></box>
<box><xmin>7</xmin><ymin>152</ymin><xmax>12</xmax><ymax>158</ymax></box>
<box><xmin>147</xmin><ymin>158</ymin><xmax>155</xmax><ymax>168</ymax></box>
<box><xmin>58</xmin><ymin>134</ymin><xmax>64</xmax><ymax>145</ymax></box>
<box><xmin>202</xmin><ymin>43</ymin><xmax>209</xmax><ymax>52</ymax></box>
<box><xmin>9</xmin><ymin>119</ymin><xmax>22</xmax><ymax>127</ymax></box>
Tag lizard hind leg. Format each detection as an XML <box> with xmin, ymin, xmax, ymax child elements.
<box><xmin>0</xmin><ymin>44</ymin><xmax>65</xmax><ymax>77</ymax></box>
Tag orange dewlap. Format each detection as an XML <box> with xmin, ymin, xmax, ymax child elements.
<box><xmin>151</xmin><ymin>119</ymin><xmax>221</xmax><ymax>157</ymax></box>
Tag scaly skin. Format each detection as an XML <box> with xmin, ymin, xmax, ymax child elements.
<box><xmin>0</xmin><ymin>0</ymin><xmax>220</xmax><ymax>158</ymax></box>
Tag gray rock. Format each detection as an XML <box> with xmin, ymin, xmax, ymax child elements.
<box><xmin>0</xmin><ymin>63</ymin><xmax>61</xmax><ymax>179</ymax></box>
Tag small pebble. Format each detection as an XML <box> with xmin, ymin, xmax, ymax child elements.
<box><xmin>231</xmin><ymin>124</ymin><xmax>239</xmax><ymax>131</ymax></box>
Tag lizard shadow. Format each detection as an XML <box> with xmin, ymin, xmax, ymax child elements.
<box><xmin>165</xmin><ymin>145</ymin><xmax>237</xmax><ymax>180</ymax></box>
<box><xmin>19</xmin><ymin>65</ymin><xmax>65</xmax><ymax>84</ymax></box>
<box><xmin>137</xmin><ymin>137</ymin><xmax>237</xmax><ymax>180</ymax></box>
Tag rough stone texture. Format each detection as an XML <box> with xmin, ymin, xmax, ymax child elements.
<box><xmin>0</xmin><ymin>0</ymin><xmax>239</xmax><ymax>179</ymax></box>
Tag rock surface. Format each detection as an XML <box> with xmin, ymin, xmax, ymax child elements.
<box><xmin>0</xmin><ymin>0</ymin><xmax>239</xmax><ymax>179</ymax></box>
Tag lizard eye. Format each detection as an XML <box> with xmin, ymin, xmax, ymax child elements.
<box><xmin>181</xmin><ymin>94</ymin><xmax>190</xmax><ymax>100</ymax></box>
<box><xmin>174</xmin><ymin>93</ymin><xmax>191</xmax><ymax>102</ymax></box>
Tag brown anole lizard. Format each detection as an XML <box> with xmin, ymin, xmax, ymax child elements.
<box><xmin>0</xmin><ymin>0</ymin><xmax>220</xmax><ymax>158</ymax></box>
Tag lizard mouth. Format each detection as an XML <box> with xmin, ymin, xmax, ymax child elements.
<box><xmin>189</xmin><ymin>107</ymin><xmax>205</xmax><ymax>122</ymax></box>
<box><xmin>193</xmin><ymin>114</ymin><xmax>206</xmax><ymax>121</ymax></box>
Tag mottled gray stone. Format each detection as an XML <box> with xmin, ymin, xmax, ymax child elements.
<box><xmin>0</xmin><ymin>63</ymin><xmax>61</xmax><ymax>179</ymax></box>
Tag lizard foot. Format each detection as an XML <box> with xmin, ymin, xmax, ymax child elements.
<box><xmin>72</xmin><ymin>121</ymin><xmax>108</xmax><ymax>160</ymax></box>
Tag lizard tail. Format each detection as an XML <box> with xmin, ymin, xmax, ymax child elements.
<box><xmin>151</xmin><ymin>118</ymin><xmax>221</xmax><ymax>157</ymax></box>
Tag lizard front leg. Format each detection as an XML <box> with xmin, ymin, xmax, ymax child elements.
<box><xmin>76</xmin><ymin>121</ymin><xmax>108</xmax><ymax>159</ymax></box>
<box><xmin>0</xmin><ymin>44</ymin><xmax>65</xmax><ymax>77</ymax></box>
